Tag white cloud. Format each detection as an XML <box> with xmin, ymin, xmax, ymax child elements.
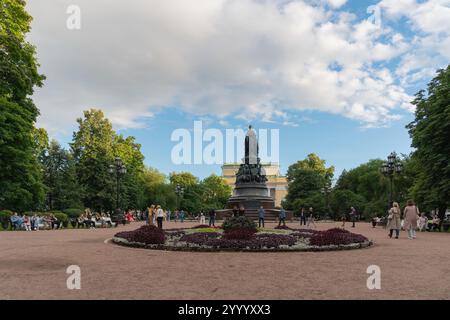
<box><xmin>380</xmin><ymin>0</ymin><xmax>450</xmax><ymax>85</ymax></box>
<box><xmin>25</xmin><ymin>0</ymin><xmax>448</xmax><ymax>134</ymax></box>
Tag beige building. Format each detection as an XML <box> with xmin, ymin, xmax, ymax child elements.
<box><xmin>221</xmin><ymin>163</ymin><xmax>288</xmax><ymax>207</ymax></box>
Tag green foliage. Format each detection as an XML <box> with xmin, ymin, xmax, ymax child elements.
<box><xmin>48</xmin><ymin>211</ymin><xmax>69</xmax><ymax>223</ymax></box>
<box><xmin>186</xmin><ymin>228</ymin><xmax>219</xmax><ymax>234</ymax></box>
<box><xmin>292</xmin><ymin>193</ymin><xmax>326</xmax><ymax>216</ymax></box>
<box><xmin>71</xmin><ymin>109</ymin><xmax>116</xmax><ymax>211</ymax></box>
<box><xmin>406</xmin><ymin>65</ymin><xmax>450</xmax><ymax>217</ymax></box>
<box><xmin>42</xmin><ymin>140</ymin><xmax>84</xmax><ymax>210</ymax></box>
<box><xmin>142</xmin><ymin>167</ymin><xmax>177</xmax><ymax>209</ymax></box>
<box><xmin>222</xmin><ymin>216</ymin><xmax>257</xmax><ymax>232</ymax></box>
<box><xmin>0</xmin><ymin>1</ymin><xmax>46</xmax><ymax>212</ymax></box>
<box><xmin>284</xmin><ymin>154</ymin><xmax>334</xmax><ymax>212</ymax></box>
<box><xmin>70</xmin><ymin>109</ymin><xmax>147</xmax><ymax>211</ymax></box>
<box><xmin>0</xmin><ymin>98</ymin><xmax>45</xmax><ymax>211</ymax></box>
<box><xmin>0</xmin><ymin>0</ymin><xmax>45</xmax><ymax>103</ymax></box>
<box><xmin>200</xmin><ymin>174</ymin><xmax>232</xmax><ymax>210</ymax></box>
<box><xmin>330</xmin><ymin>189</ymin><xmax>365</xmax><ymax>218</ymax></box>
<box><xmin>63</xmin><ymin>208</ymin><xmax>84</xmax><ymax>218</ymax></box>
<box><xmin>169</xmin><ymin>172</ymin><xmax>198</xmax><ymax>187</ymax></box>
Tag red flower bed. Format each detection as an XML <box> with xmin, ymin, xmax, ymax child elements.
<box><xmin>223</xmin><ymin>228</ymin><xmax>256</xmax><ymax>240</ymax></box>
<box><xmin>309</xmin><ymin>230</ymin><xmax>368</xmax><ymax>246</ymax></box>
<box><xmin>179</xmin><ymin>232</ymin><xmax>221</xmax><ymax>244</ymax></box>
<box><xmin>115</xmin><ymin>225</ymin><xmax>165</xmax><ymax>245</ymax></box>
<box><xmin>206</xmin><ymin>233</ymin><xmax>296</xmax><ymax>249</ymax></box>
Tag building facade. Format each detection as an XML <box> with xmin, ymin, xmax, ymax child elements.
<box><xmin>221</xmin><ymin>163</ymin><xmax>288</xmax><ymax>207</ymax></box>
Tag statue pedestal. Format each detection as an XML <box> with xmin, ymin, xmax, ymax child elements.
<box><xmin>226</xmin><ymin>183</ymin><xmax>275</xmax><ymax>210</ymax></box>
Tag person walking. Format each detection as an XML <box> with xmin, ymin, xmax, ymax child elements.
<box><xmin>387</xmin><ymin>202</ymin><xmax>401</xmax><ymax>239</ymax></box>
<box><xmin>350</xmin><ymin>206</ymin><xmax>357</xmax><ymax>228</ymax></box>
<box><xmin>208</xmin><ymin>209</ymin><xmax>216</xmax><ymax>227</ymax></box>
<box><xmin>307</xmin><ymin>207</ymin><xmax>316</xmax><ymax>228</ymax></box>
<box><xmin>155</xmin><ymin>205</ymin><xmax>165</xmax><ymax>229</ymax></box>
<box><xmin>144</xmin><ymin>207</ymin><xmax>149</xmax><ymax>225</ymax></box>
<box><xmin>299</xmin><ymin>207</ymin><xmax>307</xmax><ymax>226</ymax></box>
<box><xmin>278</xmin><ymin>206</ymin><xmax>286</xmax><ymax>227</ymax></box>
<box><xmin>149</xmin><ymin>205</ymin><xmax>155</xmax><ymax>226</ymax></box>
<box><xmin>258</xmin><ymin>206</ymin><xmax>265</xmax><ymax>228</ymax></box>
<box><xmin>180</xmin><ymin>210</ymin><xmax>185</xmax><ymax>223</ymax></box>
<box><xmin>166</xmin><ymin>209</ymin><xmax>171</xmax><ymax>222</ymax></box>
<box><xmin>199</xmin><ymin>210</ymin><xmax>206</xmax><ymax>225</ymax></box>
<box><xmin>404</xmin><ymin>200</ymin><xmax>419</xmax><ymax>239</ymax></box>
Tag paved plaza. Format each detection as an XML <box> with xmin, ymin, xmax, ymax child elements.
<box><xmin>0</xmin><ymin>222</ymin><xmax>449</xmax><ymax>300</ymax></box>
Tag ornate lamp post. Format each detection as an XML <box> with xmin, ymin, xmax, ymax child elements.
<box><xmin>109</xmin><ymin>157</ymin><xmax>127</xmax><ymax>211</ymax></box>
<box><xmin>381</xmin><ymin>152</ymin><xmax>403</xmax><ymax>208</ymax></box>
<box><xmin>175</xmin><ymin>184</ymin><xmax>184</xmax><ymax>210</ymax></box>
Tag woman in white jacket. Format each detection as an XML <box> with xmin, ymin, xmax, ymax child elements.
<box><xmin>155</xmin><ymin>205</ymin><xmax>165</xmax><ymax>229</ymax></box>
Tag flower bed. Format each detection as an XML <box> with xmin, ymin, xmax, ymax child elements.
<box><xmin>112</xmin><ymin>224</ymin><xmax>372</xmax><ymax>252</ymax></box>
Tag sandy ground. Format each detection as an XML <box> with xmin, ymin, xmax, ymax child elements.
<box><xmin>0</xmin><ymin>221</ymin><xmax>449</xmax><ymax>300</ymax></box>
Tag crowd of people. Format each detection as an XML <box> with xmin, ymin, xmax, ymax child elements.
<box><xmin>375</xmin><ymin>200</ymin><xmax>445</xmax><ymax>239</ymax></box>
<box><xmin>9</xmin><ymin>212</ymin><xmax>63</xmax><ymax>231</ymax></box>
<box><xmin>4</xmin><ymin>200</ymin><xmax>447</xmax><ymax>236</ymax></box>
<box><xmin>143</xmin><ymin>205</ymin><xmax>218</xmax><ymax>228</ymax></box>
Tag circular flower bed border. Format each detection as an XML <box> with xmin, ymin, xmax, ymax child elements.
<box><xmin>112</xmin><ymin>225</ymin><xmax>373</xmax><ymax>252</ymax></box>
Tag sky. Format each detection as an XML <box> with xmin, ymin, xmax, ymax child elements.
<box><xmin>25</xmin><ymin>0</ymin><xmax>450</xmax><ymax>179</ymax></box>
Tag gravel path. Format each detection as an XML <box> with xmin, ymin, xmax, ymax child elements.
<box><xmin>0</xmin><ymin>221</ymin><xmax>448</xmax><ymax>300</ymax></box>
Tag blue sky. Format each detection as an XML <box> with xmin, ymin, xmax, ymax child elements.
<box><xmin>27</xmin><ymin>0</ymin><xmax>449</xmax><ymax>180</ymax></box>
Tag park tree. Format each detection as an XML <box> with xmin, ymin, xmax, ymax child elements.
<box><xmin>200</xmin><ymin>174</ymin><xmax>232</xmax><ymax>210</ymax></box>
<box><xmin>114</xmin><ymin>135</ymin><xmax>146</xmax><ymax>210</ymax></box>
<box><xmin>169</xmin><ymin>172</ymin><xmax>199</xmax><ymax>187</ymax></box>
<box><xmin>407</xmin><ymin>65</ymin><xmax>450</xmax><ymax>217</ymax></box>
<box><xmin>0</xmin><ymin>0</ymin><xmax>46</xmax><ymax>211</ymax></box>
<box><xmin>284</xmin><ymin>154</ymin><xmax>334</xmax><ymax>215</ymax></box>
<box><xmin>71</xmin><ymin>109</ymin><xmax>117</xmax><ymax>211</ymax></box>
<box><xmin>142</xmin><ymin>167</ymin><xmax>177</xmax><ymax>210</ymax></box>
<box><xmin>71</xmin><ymin>109</ymin><xmax>148</xmax><ymax>211</ymax></box>
<box><xmin>0</xmin><ymin>99</ymin><xmax>46</xmax><ymax>211</ymax></box>
<box><xmin>42</xmin><ymin>140</ymin><xmax>84</xmax><ymax>210</ymax></box>
<box><xmin>330</xmin><ymin>189</ymin><xmax>365</xmax><ymax>219</ymax></box>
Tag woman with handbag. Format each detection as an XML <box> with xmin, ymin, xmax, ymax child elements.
<box><xmin>387</xmin><ymin>202</ymin><xmax>401</xmax><ymax>239</ymax></box>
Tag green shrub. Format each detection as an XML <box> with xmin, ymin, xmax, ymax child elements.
<box><xmin>63</xmin><ymin>208</ymin><xmax>84</xmax><ymax>218</ymax></box>
<box><xmin>50</xmin><ymin>212</ymin><xmax>68</xmax><ymax>222</ymax></box>
<box><xmin>0</xmin><ymin>210</ymin><xmax>13</xmax><ymax>230</ymax></box>
<box><xmin>0</xmin><ymin>210</ymin><xmax>13</xmax><ymax>219</ymax></box>
<box><xmin>222</xmin><ymin>216</ymin><xmax>257</xmax><ymax>232</ymax></box>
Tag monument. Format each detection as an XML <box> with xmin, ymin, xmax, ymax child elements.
<box><xmin>217</xmin><ymin>126</ymin><xmax>291</xmax><ymax>220</ymax></box>
<box><xmin>226</xmin><ymin>125</ymin><xmax>275</xmax><ymax>210</ymax></box>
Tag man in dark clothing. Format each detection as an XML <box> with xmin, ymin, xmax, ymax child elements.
<box><xmin>279</xmin><ymin>206</ymin><xmax>286</xmax><ymax>227</ymax></box>
<box><xmin>209</xmin><ymin>209</ymin><xmax>216</xmax><ymax>227</ymax></box>
<box><xmin>258</xmin><ymin>206</ymin><xmax>265</xmax><ymax>228</ymax></box>
<box><xmin>299</xmin><ymin>207</ymin><xmax>307</xmax><ymax>226</ymax></box>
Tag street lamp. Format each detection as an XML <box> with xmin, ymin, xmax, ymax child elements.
<box><xmin>175</xmin><ymin>184</ymin><xmax>184</xmax><ymax>210</ymax></box>
<box><xmin>381</xmin><ymin>152</ymin><xmax>403</xmax><ymax>208</ymax></box>
<box><xmin>109</xmin><ymin>157</ymin><xmax>127</xmax><ymax>211</ymax></box>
